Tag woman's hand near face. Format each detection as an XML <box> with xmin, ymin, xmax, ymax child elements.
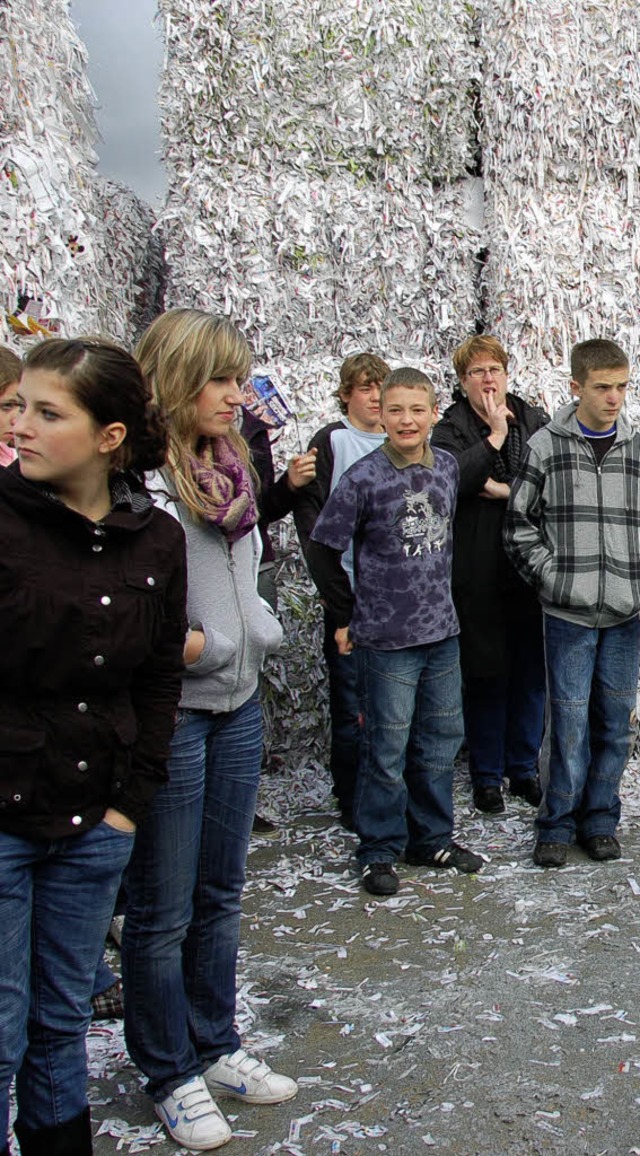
<box><xmin>184</xmin><ymin>628</ymin><xmax>206</xmax><ymax>665</ymax></box>
<box><xmin>286</xmin><ymin>447</ymin><xmax>317</xmax><ymax>490</ymax></box>
<box><xmin>484</xmin><ymin>391</ymin><xmax>514</xmax><ymax>451</ymax></box>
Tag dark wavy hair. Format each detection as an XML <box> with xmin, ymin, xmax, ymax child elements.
<box><xmin>23</xmin><ymin>337</ymin><xmax>168</xmax><ymax>474</ymax></box>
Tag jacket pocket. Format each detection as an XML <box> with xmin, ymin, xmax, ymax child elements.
<box><xmin>0</xmin><ymin>728</ymin><xmax>45</xmax><ymax>812</ymax></box>
<box><xmin>260</xmin><ymin>604</ymin><xmax>284</xmax><ymax>657</ymax></box>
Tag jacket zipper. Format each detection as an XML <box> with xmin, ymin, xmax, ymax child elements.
<box><xmin>225</xmin><ymin>541</ymin><xmax>246</xmax><ymax>697</ymax></box>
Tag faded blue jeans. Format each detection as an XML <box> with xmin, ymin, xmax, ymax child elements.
<box><xmin>122</xmin><ymin>692</ymin><xmax>262</xmax><ymax>1100</ymax></box>
<box><xmin>538</xmin><ymin>614</ymin><xmax>640</xmax><ymax>844</ymax></box>
<box><xmin>0</xmin><ymin>822</ymin><xmax>134</xmax><ymax>1148</ymax></box>
<box><xmin>354</xmin><ymin>636</ymin><xmax>464</xmax><ymax>866</ymax></box>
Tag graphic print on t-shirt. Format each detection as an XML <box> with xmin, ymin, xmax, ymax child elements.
<box><xmin>395</xmin><ymin>488</ymin><xmax>449</xmax><ymax>557</ymax></box>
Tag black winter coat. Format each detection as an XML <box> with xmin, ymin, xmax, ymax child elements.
<box><xmin>430</xmin><ymin>393</ymin><xmax>548</xmax><ymax>679</ymax></box>
<box><xmin>0</xmin><ymin>465</ymin><xmax>188</xmax><ymax>839</ymax></box>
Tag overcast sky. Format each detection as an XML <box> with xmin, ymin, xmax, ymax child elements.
<box><xmin>71</xmin><ymin>0</ymin><xmax>167</xmax><ymax>206</ymax></box>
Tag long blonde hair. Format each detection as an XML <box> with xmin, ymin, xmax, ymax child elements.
<box><xmin>135</xmin><ymin>309</ymin><xmax>253</xmax><ymax>519</ymax></box>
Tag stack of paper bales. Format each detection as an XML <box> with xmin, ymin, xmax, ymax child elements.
<box><xmin>95</xmin><ymin>178</ymin><xmax>166</xmax><ymax>346</ymax></box>
<box><xmin>157</xmin><ymin>0</ymin><xmax>486</xmax><ymax>766</ymax></box>
<box><xmin>158</xmin><ymin>0</ymin><xmax>483</xmax><ymax>373</ymax></box>
<box><xmin>480</xmin><ymin>0</ymin><xmax>640</xmax><ymax>416</ymax></box>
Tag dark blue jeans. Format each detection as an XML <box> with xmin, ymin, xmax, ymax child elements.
<box><xmin>122</xmin><ymin>692</ymin><xmax>262</xmax><ymax>1101</ymax></box>
<box><xmin>0</xmin><ymin>822</ymin><xmax>134</xmax><ymax>1147</ymax></box>
<box><xmin>322</xmin><ymin>610</ymin><xmax>361</xmax><ymax>812</ymax></box>
<box><xmin>538</xmin><ymin>614</ymin><xmax>640</xmax><ymax>844</ymax></box>
<box><xmin>463</xmin><ymin>614</ymin><xmax>546</xmax><ymax>789</ymax></box>
<box><xmin>354</xmin><ymin>636</ymin><xmax>464</xmax><ymax>865</ymax></box>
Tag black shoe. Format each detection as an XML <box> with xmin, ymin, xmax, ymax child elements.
<box><xmin>510</xmin><ymin>776</ymin><xmax>542</xmax><ymax>807</ymax></box>
<box><xmin>406</xmin><ymin>841</ymin><xmax>484</xmax><ymax>873</ymax></box>
<box><xmin>361</xmin><ymin>862</ymin><xmax>399</xmax><ymax>896</ymax></box>
<box><xmin>533</xmin><ymin>840</ymin><xmax>567</xmax><ymax>867</ymax></box>
<box><xmin>579</xmin><ymin>834</ymin><xmax>621</xmax><ymax>861</ymax></box>
<box><xmin>15</xmin><ymin>1108</ymin><xmax>92</xmax><ymax>1156</ymax></box>
<box><xmin>473</xmin><ymin>784</ymin><xmax>505</xmax><ymax>813</ymax></box>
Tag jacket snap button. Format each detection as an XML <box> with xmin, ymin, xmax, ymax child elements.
<box><xmin>12</xmin><ymin>793</ymin><xmax>21</xmax><ymax>802</ymax></box>
<box><xmin>92</xmin><ymin>544</ymin><xmax>103</xmax><ymax>553</ymax></box>
<box><xmin>94</xmin><ymin>655</ymin><xmax>105</xmax><ymax>666</ymax></box>
<box><xmin>77</xmin><ymin>702</ymin><xmax>88</xmax><ymax>712</ymax></box>
<box><xmin>71</xmin><ymin>815</ymin><xmax>82</xmax><ymax>826</ymax></box>
<box><xmin>77</xmin><ymin>761</ymin><xmax>88</xmax><ymax>771</ymax></box>
<box><xmin>100</xmin><ymin>595</ymin><xmax>111</xmax><ymax>606</ymax></box>
<box><xmin>146</xmin><ymin>576</ymin><xmax>156</xmax><ymax>587</ymax></box>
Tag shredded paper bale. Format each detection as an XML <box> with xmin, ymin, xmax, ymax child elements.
<box><xmin>479</xmin><ymin>0</ymin><xmax>640</xmax><ymax>419</ymax></box>
<box><xmin>157</xmin><ymin>0</ymin><xmax>483</xmax><ymax>365</ymax></box>
<box><xmin>0</xmin><ymin>0</ymin><xmax>162</xmax><ymax>350</ymax></box>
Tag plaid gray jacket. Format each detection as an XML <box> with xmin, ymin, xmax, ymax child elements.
<box><xmin>504</xmin><ymin>401</ymin><xmax>640</xmax><ymax>628</ymax></box>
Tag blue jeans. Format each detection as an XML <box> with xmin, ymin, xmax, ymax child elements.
<box><xmin>354</xmin><ymin>637</ymin><xmax>464</xmax><ymax>865</ymax></box>
<box><xmin>122</xmin><ymin>692</ymin><xmax>262</xmax><ymax>1100</ymax></box>
<box><xmin>0</xmin><ymin>822</ymin><xmax>134</xmax><ymax>1147</ymax></box>
<box><xmin>464</xmin><ymin>616</ymin><xmax>546</xmax><ymax>788</ymax></box>
<box><xmin>538</xmin><ymin>614</ymin><xmax>640</xmax><ymax>844</ymax></box>
<box><xmin>323</xmin><ymin>610</ymin><xmax>361</xmax><ymax>812</ymax></box>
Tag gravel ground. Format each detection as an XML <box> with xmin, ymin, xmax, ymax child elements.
<box><xmin>13</xmin><ymin>760</ymin><xmax>640</xmax><ymax>1156</ymax></box>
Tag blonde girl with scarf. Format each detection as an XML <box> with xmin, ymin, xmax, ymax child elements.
<box><xmin>122</xmin><ymin>311</ymin><xmax>297</xmax><ymax>1152</ymax></box>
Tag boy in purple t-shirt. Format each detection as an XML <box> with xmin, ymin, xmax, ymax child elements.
<box><xmin>308</xmin><ymin>368</ymin><xmax>483</xmax><ymax>896</ymax></box>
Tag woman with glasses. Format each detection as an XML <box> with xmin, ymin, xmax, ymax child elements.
<box><xmin>431</xmin><ymin>335</ymin><xmax>549</xmax><ymax>815</ymax></box>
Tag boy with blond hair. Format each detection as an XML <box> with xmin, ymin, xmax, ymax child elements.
<box><xmin>307</xmin><ymin>368</ymin><xmax>482</xmax><ymax>895</ymax></box>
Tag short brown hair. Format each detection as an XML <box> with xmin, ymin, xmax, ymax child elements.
<box><xmin>335</xmin><ymin>352</ymin><xmax>390</xmax><ymax>415</ymax></box>
<box><xmin>570</xmin><ymin>338</ymin><xmax>629</xmax><ymax>385</ymax></box>
<box><xmin>380</xmin><ymin>367</ymin><xmax>436</xmax><ymax>408</ymax></box>
<box><xmin>452</xmin><ymin>335</ymin><xmax>508</xmax><ymax>382</ymax></box>
<box><xmin>0</xmin><ymin>345</ymin><xmax>21</xmax><ymax>396</ymax></box>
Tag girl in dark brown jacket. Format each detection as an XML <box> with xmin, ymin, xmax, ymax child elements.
<box><xmin>0</xmin><ymin>339</ymin><xmax>187</xmax><ymax>1156</ymax></box>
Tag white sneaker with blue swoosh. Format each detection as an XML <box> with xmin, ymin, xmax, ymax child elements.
<box><xmin>155</xmin><ymin>1075</ymin><xmax>231</xmax><ymax>1150</ymax></box>
<box><xmin>204</xmin><ymin>1048</ymin><xmax>298</xmax><ymax>1104</ymax></box>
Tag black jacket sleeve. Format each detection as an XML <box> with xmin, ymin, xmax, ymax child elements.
<box><xmin>293</xmin><ymin>424</ymin><xmax>339</xmax><ymax>560</ymax></box>
<box><xmin>306</xmin><ymin>539</ymin><xmax>354</xmax><ymax>627</ymax></box>
<box><xmin>431</xmin><ymin>415</ymin><xmax>501</xmax><ymax>497</ymax></box>
<box><xmin>260</xmin><ymin>469</ymin><xmax>297</xmax><ymax>524</ymax></box>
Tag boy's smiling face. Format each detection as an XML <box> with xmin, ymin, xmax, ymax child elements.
<box><xmin>381</xmin><ymin>385</ymin><xmax>437</xmax><ymax>463</ymax></box>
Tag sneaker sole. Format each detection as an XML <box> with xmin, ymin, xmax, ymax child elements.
<box><xmin>405</xmin><ymin>856</ymin><xmax>483</xmax><ymax>873</ymax></box>
<box><xmin>207</xmin><ymin>1083</ymin><xmax>298</xmax><ymax>1105</ymax></box>
<box><xmin>154</xmin><ymin>1106</ymin><xmax>232</xmax><ymax>1150</ymax></box>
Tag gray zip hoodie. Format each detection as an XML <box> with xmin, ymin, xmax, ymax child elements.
<box><xmin>147</xmin><ymin>470</ymin><xmax>283</xmax><ymax>713</ymax></box>
<box><xmin>504</xmin><ymin>401</ymin><xmax>640</xmax><ymax>628</ymax></box>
